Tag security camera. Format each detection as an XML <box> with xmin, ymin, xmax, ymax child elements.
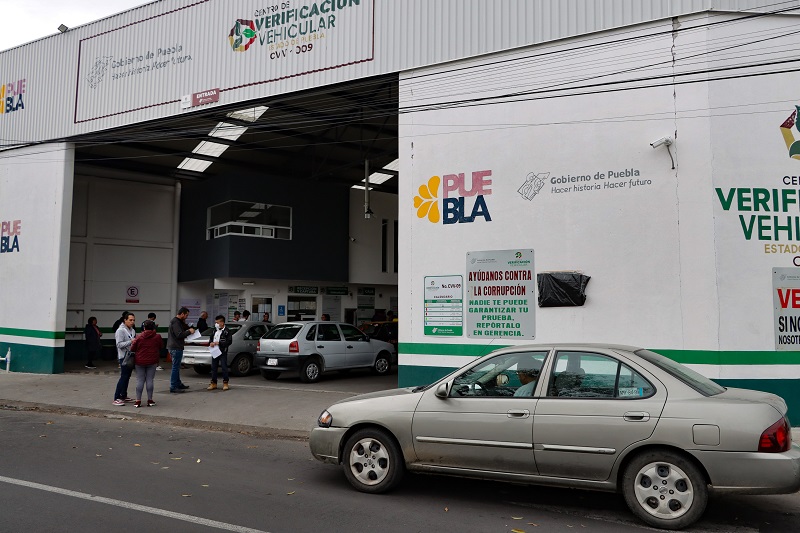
<box><xmin>650</xmin><ymin>136</ymin><xmax>673</xmax><ymax>148</ymax></box>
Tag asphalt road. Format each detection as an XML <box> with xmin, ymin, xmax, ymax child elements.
<box><xmin>1</xmin><ymin>410</ymin><xmax>798</xmax><ymax>533</ymax></box>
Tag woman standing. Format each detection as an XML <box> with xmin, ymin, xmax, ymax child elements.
<box><xmin>83</xmin><ymin>317</ymin><xmax>101</xmax><ymax>369</ymax></box>
<box><xmin>130</xmin><ymin>320</ymin><xmax>162</xmax><ymax>407</ymax></box>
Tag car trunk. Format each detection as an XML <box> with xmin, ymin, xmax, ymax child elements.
<box><xmin>716</xmin><ymin>387</ymin><xmax>788</xmax><ymax>415</ymax></box>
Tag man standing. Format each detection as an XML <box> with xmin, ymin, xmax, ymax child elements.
<box><xmin>262</xmin><ymin>311</ymin><xmax>270</xmax><ymax>322</ymax></box>
<box><xmin>167</xmin><ymin>307</ymin><xmax>195</xmax><ymax>393</ymax></box>
<box><xmin>207</xmin><ymin>315</ymin><xmax>232</xmax><ymax>391</ymax></box>
<box><xmin>242</xmin><ymin>310</ymin><xmax>251</xmax><ymax>321</ymax></box>
<box><xmin>113</xmin><ymin>312</ymin><xmax>136</xmax><ymax>405</ymax></box>
<box><xmin>233</xmin><ymin>311</ymin><xmax>241</xmax><ymax>322</ymax></box>
<box><xmin>197</xmin><ymin>311</ymin><xmax>209</xmax><ymax>333</ymax></box>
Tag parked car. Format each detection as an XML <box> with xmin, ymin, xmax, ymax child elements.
<box><xmin>309</xmin><ymin>344</ymin><xmax>800</xmax><ymax>530</ymax></box>
<box><xmin>183</xmin><ymin>321</ymin><xmax>273</xmax><ymax>377</ymax></box>
<box><xmin>255</xmin><ymin>321</ymin><xmax>397</xmax><ymax>383</ymax></box>
<box><xmin>359</xmin><ymin>320</ymin><xmax>398</xmax><ymax>350</ymax></box>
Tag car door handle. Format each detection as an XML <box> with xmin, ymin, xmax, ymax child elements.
<box><xmin>347</xmin><ymin>345</ymin><xmax>354</xmax><ymax>349</ymax></box>
<box><xmin>623</xmin><ymin>411</ymin><xmax>650</xmax><ymax>422</ymax></box>
<box><xmin>317</xmin><ymin>345</ymin><xmax>324</xmax><ymax>348</ymax></box>
<box><xmin>507</xmin><ymin>409</ymin><xmax>530</xmax><ymax>419</ymax></box>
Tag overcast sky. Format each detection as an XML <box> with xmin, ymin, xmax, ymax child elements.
<box><xmin>0</xmin><ymin>0</ymin><xmax>148</xmax><ymax>51</ymax></box>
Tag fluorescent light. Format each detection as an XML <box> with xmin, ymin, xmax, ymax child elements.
<box><xmin>193</xmin><ymin>141</ymin><xmax>229</xmax><ymax>158</ymax></box>
<box><xmin>351</xmin><ymin>185</ymin><xmax>374</xmax><ymax>190</ymax></box>
<box><xmin>238</xmin><ymin>211</ymin><xmax>260</xmax><ymax>218</ymax></box>
<box><xmin>227</xmin><ymin>106</ymin><xmax>269</xmax><ymax>123</ymax></box>
<box><xmin>383</xmin><ymin>158</ymin><xmax>399</xmax><ymax>172</ymax></box>
<box><xmin>177</xmin><ymin>158</ymin><xmax>213</xmax><ymax>172</ymax></box>
<box><xmin>364</xmin><ymin>172</ymin><xmax>394</xmax><ymax>185</ymax></box>
<box><xmin>209</xmin><ymin>122</ymin><xmax>248</xmax><ymax>142</ymax></box>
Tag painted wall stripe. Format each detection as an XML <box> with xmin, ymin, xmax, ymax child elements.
<box><xmin>0</xmin><ymin>327</ymin><xmax>65</xmax><ymax>340</ymax></box>
<box><xmin>0</xmin><ymin>475</ymin><xmax>269</xmax><ymax>533</ymax></box>
<box><xmin>399</xmin><ymin>343</ymin><xmax>800</xmax><ymax>365</ymax></box>
<box><xmin>0</xmin><ymin>335</ymin><xmax>65</xmax><ymax>348</ymax></box>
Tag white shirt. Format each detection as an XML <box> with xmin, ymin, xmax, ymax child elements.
<box><xmin>514</xmin><ymin>380</ymin><xmax>537</xmax><ymax>397</ymax></box>
<box><xmin>213</xmin><ymin>329</ymin><xmax>222</xmax><ymax>343</ymax></box>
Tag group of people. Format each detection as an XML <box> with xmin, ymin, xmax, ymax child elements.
<box><xmin>105</xmin><ymin>307</ymin><xmax>235</xmax><ymax>407</ymax></box>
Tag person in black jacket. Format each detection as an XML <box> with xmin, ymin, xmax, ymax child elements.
<box><xmin>167</xmin><ymin>307</ymin><xmax>195</xmax><ymax>393</ymax></box>
<box><xmin>207</xmin><ymin>315</ymin><xmax>233</xmax><ymax>391</ymax></box>
<box><xmin>196</xmin><ymin>311</ymin><xmax>209</xmax><ymax>334</ymax></box>
<box><xmin>83</xmin><ymin>317</ymin><xmax>102</xmax><ymax>369</ymax></box>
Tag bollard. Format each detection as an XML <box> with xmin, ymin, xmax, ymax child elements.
<box><xmin>0</xmin><ymin>348</ymin><xmax>9</xmax><ymax>373</ymax></box>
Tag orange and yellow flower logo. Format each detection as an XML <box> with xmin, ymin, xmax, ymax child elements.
<box><xmin>413</xmin><ymin>176</ymin><xmax>441</xmax><ymax>223</ymax></box>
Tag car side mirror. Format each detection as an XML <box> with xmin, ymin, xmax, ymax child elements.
<box><xmin>363</xmin><ymin>335</ymin><xmax>370</xmax><ymax>342</ymax></box>
<box><xmin>435</xmin><ymin>382</ymin><xmax>450</xmax><ymax>399</ymax></box>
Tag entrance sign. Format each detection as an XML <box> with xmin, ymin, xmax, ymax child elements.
<box><xmin>466</xmin><ymin>249</ymin><xmax>535</xmax><ymax>339</ymax></box>
<box><xmin>773</xmin><ymin>268</ymin><xmax>800</xmax><ymax>350</ymax></box>
<box><xmin>125</xmin><ymin>285</ymin><xmax>139</xmax><ymax>303</ymax></box>
<box><xmin>424</xmin><ymin>275</ymin><xmax>463</xmax><ymax>336</ymax></box>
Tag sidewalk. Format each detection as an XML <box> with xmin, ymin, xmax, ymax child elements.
<box><xmin>0</xmin><ymin>360</ymin><xmax>388</xmax><ymax>440</ymax></box>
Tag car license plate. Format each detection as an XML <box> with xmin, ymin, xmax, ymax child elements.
<box><xmin>267</xmin><ymin>358</ymin><xmax>278</xmax><ymax>366</ymax></box>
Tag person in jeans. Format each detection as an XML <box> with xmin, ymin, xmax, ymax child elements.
<box><xmin>167</xmin><ymin>307</ymin><xmax>195</xmax><ymax>393</ymax></box>
<box><xmin>131</xmin><ymin>320</ymin><xmax>162</xmax><ymax>407</ymax></box>
<box><xmin>207</xmin><ymin>315</ymin><xmax>232</xmax><ymax>391</ymax></box>
<box><xmin>113</xmin><ymin>313</ymin><xmax>136</xmax><ymax>406</ymax></box>
<box><xmin>83</xmin><ymin>316</ymin><xmax>101</xmax><ymax>369</ymax></box>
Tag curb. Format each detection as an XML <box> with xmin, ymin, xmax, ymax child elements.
<box><xmin>0</xmin><ymin>400</ymin><xmax>310</xmax><ymax>442</ymax></box>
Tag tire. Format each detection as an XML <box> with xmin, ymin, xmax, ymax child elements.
<box><xmin>193</xmin><ymin>365</ymin><xmax>211</xmax><ymax>375</ymax></box>
<box><xmin>260</xmin><ymin>369</ymin><xmax>281</xmax><ymax>380</ymax></box>
<box><xmin>622</xmin><ymin>450</ymin><xmax>708</xmax><ymax>530</ymax></box>
<box><xmin>371</xmin><ymin>352</ymin><xmax>392</xmax><ymax>375</ymax></box>
<box><xmin>300</xmin><ymin>358</ymin><xmax>322</xmax><ymax>383</ymax></box>
<box><xmin>342</xmin><ymin>428</ymin><xmax>404</xmax><ymax>494</ymax></box>
<box><xmin>230</xmin><ymin>353</ymin><xmax>252</xmax><ymax>377</ymax></box>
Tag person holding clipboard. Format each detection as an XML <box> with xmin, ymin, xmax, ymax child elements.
<box><xmin>207</xmin><ymin>315</ymin><xmax>232</xmax><ymax>391</ymax></box>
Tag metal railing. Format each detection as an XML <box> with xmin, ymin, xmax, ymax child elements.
<box><xmin>0</xmin><ymin>348</ymin><xmax>10</xmax><ymax>372</ymax></box>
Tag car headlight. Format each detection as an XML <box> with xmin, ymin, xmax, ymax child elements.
<box><xmin>318</xmin><ymin>410</ymin><xmax>333</xmax><ymax>428</ymax></box>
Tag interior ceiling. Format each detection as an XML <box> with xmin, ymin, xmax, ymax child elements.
<box><xmin>73</xmin><ymin>74</ymin><xmax>399</xmax><ymax>193</ymax></box>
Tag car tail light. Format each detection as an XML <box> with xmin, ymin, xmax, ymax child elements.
<box><xmin>258</xmin><ymin>340</ymin><xmax>261</xmax><ymax>352</ymax></box>
<box><xmin>289</xmin><ymin>340</ymin><xmax>299</xmax><ymax>353</ymax></box>
<box><xmin>758</xmin><ymin>417</ymin><xmax>791</xmax><ymax>453</ymax></box>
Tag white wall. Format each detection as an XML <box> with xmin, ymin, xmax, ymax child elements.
<box><xmin>349</xmin><ymin>189</ymin><xmax>399</xmax><ymax>285</ymax></box>
<box><xmin>67</xmin><ymin>176</ymin><xmax>177</xmax><ymax>331</ymax></box>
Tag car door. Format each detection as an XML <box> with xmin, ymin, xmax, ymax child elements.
<box><xmin>532</xmin><ymin>349</ymin><xmax>667</xmax><ymax>481</ymax></box>
<box><xmin>315</xmin><ymin>323</ymin><xmax>346</xmax><ymax>369</ymax></box>
<box><xmin>339</xmin><ymin>323</ymin><xmax>374</xmax><ymax>367</ymax></box>
<box><xmin>411</xmin><ymin>350</ymin><xmax>549</xmax><ymax>475</ymax></box>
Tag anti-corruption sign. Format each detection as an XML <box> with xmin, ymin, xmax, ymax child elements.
<box><xmin>466</xmin><ymin>249</ymin><xmax>535</xmax><ymax>339</ymax></box>
<box><xmin>773</xmin><ymin>267</ymin><xmax>800</xmax><ymax>350</ymax></box>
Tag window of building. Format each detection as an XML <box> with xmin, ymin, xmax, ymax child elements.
<box><xmin>207</xmin><ymin>201</ymin><xmax>292</xmax><ymax>240</ymax></box>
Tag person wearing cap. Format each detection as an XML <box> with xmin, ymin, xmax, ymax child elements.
<box><xmin>514</xmin><ymin>360</ymin><xmax>542</xmax><ymax>397</ymax></box>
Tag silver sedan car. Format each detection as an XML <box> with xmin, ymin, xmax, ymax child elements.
<box><xmin>310</xmin><ymin>344</ymin><xmax>800</xmax><ymax>530</ymax></box>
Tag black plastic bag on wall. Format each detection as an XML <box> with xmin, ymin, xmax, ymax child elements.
<box><xmin>537</xmin><ymin>272</ymin><xmax>591</xmax><ymax>307</ymax></box>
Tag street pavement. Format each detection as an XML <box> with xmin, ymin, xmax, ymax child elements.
<box><xmin>0</xmin><ymin>359</ymin><xmax>400</xmax><ymax>440</ymax></box>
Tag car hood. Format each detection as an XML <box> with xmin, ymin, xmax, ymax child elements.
<box><xmin>716</xmin><ymin>387</ymin><xmax>788</xmax><ymax>415</ymax></box>
<box><xmin>331</xmin><ymin>387</ymin><xmax>418</xmax><ymax>407</ymax></box>
<box><xmin>369</xmin><ymin>339</ymin><xmax>396</xmax><ymax>351</ymax></box>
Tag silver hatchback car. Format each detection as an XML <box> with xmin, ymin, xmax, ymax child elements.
<box><xmin>255</xmin><ymin>321</ymin><xmax>396</xmax><ymax>383</ymax></box>
<box><xmin>182</xmin><ymin>321</ymin><xmax>273</xmax><ymax>376</ymax></box>
<box><xmin>310</xmin><ymin>344</ymin><xmax>800</xmax><ymax>530</ymax></box>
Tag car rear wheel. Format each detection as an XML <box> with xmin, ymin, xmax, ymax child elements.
<box><xmin>300</xmin><ymin>358</ymin><xmax>322</xmax><ymax>383</ymax></box>
<box><xmin>260</xmin><ymin>369</ymin><xmax>281</xmax><ymax>380</ymax></box>
<box><xmin>231</xmin><ymin>353</ymin><xmax>252</xmax><ymax>376</ymax></box>
<box><xmin>371</xmin><ymin>352</ymin><xmax>391</xmax><ymax>375</ymax></box>
<box><xmin>193</xmin><ymin>365</ymin><xmax>211</xmax><ymax>375</ymax></box>
<box><xmin>622</xmin><ymin>450</ymin><xmax>708</xmax><ymax>530</ymax></box>
<box><xmin>342</xmin><ymin>428</ymin><xmax>403</xmax><ymax>494</ymax></box>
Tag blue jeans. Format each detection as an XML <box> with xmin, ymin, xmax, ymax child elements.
<box><xmin>169</xmin><ymin>349</ymin><xmax>184</xmax><ymax>390</ymax></box>
<box><xmin>211</xmin><ymin>353</ymin><xmax>229</xmax><ymax>383</ymax></box>
<box><xmin>114</xmin><ymin>361</ymin><xmax>133</xmax><ymax>401</ymax></box>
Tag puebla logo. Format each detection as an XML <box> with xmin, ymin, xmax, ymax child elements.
<box><xmin>413</xmin><ymin>171</ymin><xmax>493</xmax><ymax>225</ymax></box>
<box><xmin>229</xmin><ymin>19</ymin><xmax>257</xmax><ymax>52</ymax></box>
<box><xmin>780</xmin><ymin>106</ymin><xmax>800</xmax><ymax>159</ymax></box>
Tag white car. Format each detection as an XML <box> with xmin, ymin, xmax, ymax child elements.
<box><xmin>255</xmin><ymin>321</ymin><xmax>396</xmax><ymax>383</ymax></box>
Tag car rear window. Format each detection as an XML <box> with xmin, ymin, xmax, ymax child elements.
<box><xmin>264</xmin><ymin>324</ymin><xmax>302</xmax><ymax>340</ymax></box>
<box><xmin>635</xmin><ymin>349</ymin><xmax>725</xmax><ymax>396</ymax></box>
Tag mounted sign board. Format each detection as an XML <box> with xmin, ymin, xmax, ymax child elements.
<box><xmin>773</xmin><ymin>268</ymin><xmax>800</xmax><ymax>351</ymax></box>
<box><xmin>125</xmin><ymin>285</ymin><xmax>139</xmax><ymax>303</ymax></box>
<box><xmin>424</xmin><ymin>275</ymin><xmax>463</xmax><ymax>336</ymax></box>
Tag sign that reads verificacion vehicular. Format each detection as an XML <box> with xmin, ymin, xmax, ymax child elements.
<box><xmin>773</xmin><ymin>267</ymin><xmax>800</xmax><ymax>350</ymax></box>
<box><xmin>424</xmin><ymin>275</ymin><xmax>463</xmax><ymax>336</ymax></box>
<box><xmin>466</xmin><ymin>249</ymin><xmax>535</xmax><ymax>339</ymax></box>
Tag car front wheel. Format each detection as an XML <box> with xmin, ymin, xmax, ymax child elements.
<box><xmin>300</xmin><ymin>358</ymin><xmax>322</xmax><ymax>383</ymax></box>
<box><xmin>342</xmin><ymin>428</ymin><xmax>403</xmax><ymax>494</ymax></box>
<box><xmin>371</xmin><ymin>352</ymin><xmax>391</xmax><ymax>375</ymax></box>
<box><xmin>622</xmin><ymin>450</ymin><xmax>708</xmax><ymax>530</ymax></box>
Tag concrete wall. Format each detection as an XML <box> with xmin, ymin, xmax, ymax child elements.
<box><xmin>349</xmin><ymin>189</ymin><xmax>399</xmax><ymax>285</ymax></box>
<box><xmin>0</xmin><ymin>143</ymin><xmax>74</xmax><ymax>372</ymax></box>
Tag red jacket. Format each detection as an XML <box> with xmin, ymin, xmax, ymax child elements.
<box><xmin>131</xmin><ymin>330</ymin><xmax>163</xmax><ymax>366</ymax></box>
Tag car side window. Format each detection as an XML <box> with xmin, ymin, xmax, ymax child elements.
<box><xmin>546</xmin><ymin>351</ymin><xmax>655</xmax><ymax>399</ymax></box>
<box><xmin>449</xmin><ymin>351</ymin><xmax>548</xmax><ymax>398</ymax></box>
<box><xmin>305</xmin><ymin>325</ymin><xmax>317</xmax><ymax>341</ymax></box>
<box><xmin>340</xmin><ymin>324</ymin><xmax>367</xmax><ymax>341</ymax></box>
<box><xmin>249</xmin><ymin>325</ymin><xmax>267</xmax><ymax>339</ymax></box>
<box><xmin>318</xmin><ymin>324</ymin><xmax>341</xmax><ymax>341</ymax></box>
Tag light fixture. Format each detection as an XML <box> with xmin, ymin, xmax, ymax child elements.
<box><xmin>242</xmin><ymin>281</ymin><xmax>256</xmax><ymax>286</ymax></box>
<box><xmin>58</xmin><ymin>24</ymin><xmax>69</xmax><ymax>33</ymax></box>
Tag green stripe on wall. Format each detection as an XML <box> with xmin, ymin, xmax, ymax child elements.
<box><xmin>0</xmin><ymin>327</ymin><xmax>65</xmax><ymax>340</ymax></box>
<box><xmin>399</xmin><ymin>343</ymin><xmax>800</xmax><ymax>365</ymax></box>
<box><xmin>0</xmin><ymin>341</ymin><xmax>64</xmax><ymax>373</ymax></box>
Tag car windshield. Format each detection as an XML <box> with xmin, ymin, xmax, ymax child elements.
<box><xmin>264</xmin><ymin>324</ymin><xmax>302</xmax><ymax>340</ymax></box>
<box><xmin>200</xmin><ymin>324</ymin><xmax>242</xmax><ymax>337</ymax></box>
<box><xmin>635</xmin><ymin>349</ymin><xmax>725</xmax><ymax>396</ymax></box>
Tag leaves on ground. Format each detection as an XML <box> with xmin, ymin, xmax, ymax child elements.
<box><xmin>196</xmin><ymin>459</ymin><xmax>201</xmax><ymax>463</ymax></box>
<box><xmin>512</xmin><ymin>516</ymin><xmax>523</xmax><ymax>520</ymax></box>
<box><xmin>181</xmin><ymin>494</ymin><xmax>192</xmax><ymax>497</ymax></box>
<box><xmin>287</xmin><ymin>491</ymin><xmax>296</xmax><ymax>495</ymax></box>
<box><xmin>171</xmin><ymin>457</ymin><xmax>182</xmax><ymax>460</ymax></box>
<box><xmin>134</xmin><ymin>444</ymin><xmax>141</xmax><ymax>447</ymax></box>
